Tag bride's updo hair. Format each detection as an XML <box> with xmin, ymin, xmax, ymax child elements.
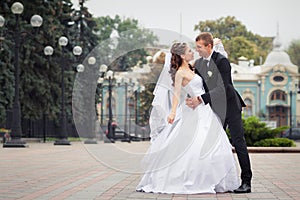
<box><xmin>169</xmin><ymin>42</ymin><xmax>187</xmax><ymax>86</ymax></box>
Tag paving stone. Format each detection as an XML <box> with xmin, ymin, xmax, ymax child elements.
<box><xmin>0</xmin><ymin>142</ymin><xmax>300</xmax><ymax>200</ymax></box>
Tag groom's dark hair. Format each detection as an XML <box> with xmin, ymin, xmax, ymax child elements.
<box><xmin>195</xmin><ymin>32</ymin><xmax>214</xmax><ymax>48</ymax></box>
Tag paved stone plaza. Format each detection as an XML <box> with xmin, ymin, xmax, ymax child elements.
<box><xmin>0</xmin><ymin>141</ymin><xmax>300</xmax><ymax>200</ymax></box>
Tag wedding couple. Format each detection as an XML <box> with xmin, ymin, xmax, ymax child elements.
<box><xmin>136</xmin><ymin>32</ymin><xmax>252</xmax><ymax>194</ymax></box>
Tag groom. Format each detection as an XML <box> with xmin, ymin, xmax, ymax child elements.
<box><xmin>186</xmin><ymin>32</ymin><xmax>252</xmax><ymax>193</ymax></box>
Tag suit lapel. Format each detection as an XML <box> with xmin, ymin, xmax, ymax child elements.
<box><xmin>195</xmin><ymin>59</ymin><xmax>203</xmax><ymax>75</ymax></box>
<box><xmin>206</xmin><ymin>51</ymin><xmax>220</xmax><ymax>82</ymax></box>
<box><xmin>194</xmin><ymin>59</ymin><xmax>209</xmax><ymax>92</ymax></box>
<box><xmin>195</xmin><ymin>58</ymin><xmax>209</xmax><ymax>82</ymax></box>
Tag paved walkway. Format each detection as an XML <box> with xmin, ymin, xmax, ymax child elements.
<box><xmin>0</xmin><ymin>141</ymin><xmax>300</xmax><ymax>200</ymax></box>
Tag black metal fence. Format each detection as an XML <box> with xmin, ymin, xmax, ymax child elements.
<box><xmin>3</xmin><ymin>111</ymin><xmax>79</xmax><ymax>139</ymax></box>
<box><xmin>2</xmin><ymin>111</ymin><xmax>300</xmax><ymax>140</ymax></box>
<box><xmin>1</xmin><ymin>111</ymin><xmax>151</xmax><ymax>140</ymax></box>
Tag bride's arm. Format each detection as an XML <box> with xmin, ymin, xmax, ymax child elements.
<box><xmin>167</xmin><ymin>71</ymin><xmax>183</xmax><ymax>124</ymax></box>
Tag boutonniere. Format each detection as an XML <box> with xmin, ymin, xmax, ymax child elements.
<box><xmin>207</xmin><ymin>70</ymin><xmax>213</xmax><ymax>77</ymax></box>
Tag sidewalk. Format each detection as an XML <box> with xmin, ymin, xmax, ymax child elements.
<box><xmin>0</xmin><ymin>141</ymin><xmax>300</xmax><ymax>200</ymax></box>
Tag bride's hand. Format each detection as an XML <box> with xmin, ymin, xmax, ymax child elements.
<box><xmin>186</xmin><ymin>96</ymin><xmax>201</xmax><ymax>109</ymax></box>
<box><xmin>213</xmin><ymin>38</ymin><xmax>221</xmax><ymax>45</ymax></box>
<box><xmin>167</xmin><ymin>113</ymin><xmax>175</xmax><ymax>124</ymax></box>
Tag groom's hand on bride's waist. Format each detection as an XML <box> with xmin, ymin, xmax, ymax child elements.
<box><xmin>185</xmin><ymin>96</ymin><xmax>202</xmax><ymax>109</ymax></box>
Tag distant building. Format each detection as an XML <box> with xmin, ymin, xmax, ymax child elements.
<box><xmin>232</xmin><ymin>33</ymin><xmax>300</xmax><ymax>128</ymax></box>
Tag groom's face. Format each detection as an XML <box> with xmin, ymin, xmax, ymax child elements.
<box><xmin>195</xmin><ymin>40</ymin><xmax>211</xmax><ymax>58</ymax></box>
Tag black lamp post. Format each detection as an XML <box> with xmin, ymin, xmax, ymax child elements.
<box><xmin>1</xmin><ymin>2</ymin><xmax>43</xmax><ymax>148</ymax></box>
<box><xmin>106</xmin><ymin>70</ymin><xmax>115</xmax><ymax>143</ymax></box>
<box><xmin>83</xmin><ymin>56</ymin><xmax>99</xmax><ymax>144</ymax></box>
<box><xmin>135</xmin><ymin>88</ymin><xmax>139</xmax><ymax>125</ymax></box>
<box><xmin>44</xmin><ymin>37</ymin><xmax>83</xmax><ymax>145</ymax></box>
<box><xmin>98</xmin><ymin>64</ymin><xmax>108</xmax><ymax>126</ymax></box>
<box><xmin>98</xmin><ymin>80</ymin><xmax>104</xmax><ymax>125</ymax></box>
<box><xmin>288</xmin><ymin>82</ymin><xmax>294</xmax><ymax>137</ymax></box>
<box><xmin>124</xmin><ymin>79</ymin><xmax>129</xmax><ymax>136</ymax></box>
<box><xmin>134</xmin><ymin>85</ymin><xmax>145</xmax><ymax>125</ymax></box>
<box><xmin>56</xmin><ymin>36</ymin><xmax>70</xmax><ymax>145</ymax></box>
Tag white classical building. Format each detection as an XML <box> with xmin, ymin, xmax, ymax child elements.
<box><xmin>232</xmin><ymin>34</ymin><xmax>300</xmax><ymax>128</ymax></box>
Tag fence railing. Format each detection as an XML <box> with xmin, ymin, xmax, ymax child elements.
<box><xmin>2</xmin><ymin>111</ymin><xmax>151</xmax><ymax>140</ymax></box>
<box><xmin>4</xmin><ymin>112</ymin><xmax>298</xmax><ymax>140</ymax></box>
<box><xmin>3</xmin><ymin>111</ymin><xmax>79</xmax><ymax>139</ymax></box>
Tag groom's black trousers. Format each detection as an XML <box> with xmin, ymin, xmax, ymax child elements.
<box><xmin>223</xmin><ymin>111</ymin><xmax>252</xmax><ymax>184</ymax></box>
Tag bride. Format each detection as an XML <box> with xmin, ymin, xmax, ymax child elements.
<box><xmin>136</xmin><ymin>42</ymin><xmax>239</xmax><ymax>194</ymax></box>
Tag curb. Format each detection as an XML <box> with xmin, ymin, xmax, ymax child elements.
<box><xmin>233</xmin><ymin>147</ymin><xmax>300</xmax><ymax>153</ymax></box>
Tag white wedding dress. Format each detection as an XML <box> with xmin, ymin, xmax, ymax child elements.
<box><xmin>136</xmin><ymin>75</ymin><xmax>239</xmax><ymax>194</ymax></box>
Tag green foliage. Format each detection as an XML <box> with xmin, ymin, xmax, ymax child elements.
<box><xmin>243</xmin><ymin>116</ymin><xmax>274</xmax><ymax>146</ymax></box>
<box><xmin>22</xmin><ymin>0</ymin><xmax>75</xmax><ymax>122</ymax></box>
<box><xmin>253</xmin><ymin>138</ymin><xmax>295</xmax><ymax>147</ymax></box>
<box><xmin>0</xmin><ymin>0</ymin><xmax>98</xmax><ymax>126</ymax></box>
<box><xmin>137</xmin><ymin>83</ymin><xmax>155</xmax><ymax>126</ymax></box>
<box><xmin>94</xmin><ymin>15</ymin><xmax>158</xmax><ymax>71</ymax></box>
<box><xmin>0</xmin><ymin>1</ymin><xmax>15</xmax><ymax>124</ymax></box>
<box><xmin>287</xmin><ymin>39</ymin><xmax>300</xmax><ymax>72</ymax></box>
<box><xmin>93</xmin><ymin>15</ymin><xmax>158</xmax><ymax>127</ymax></box>
<box><xmin>243</xmin><ymin>116</ymin><xmax>292</xmax><ymax>146</ymax></box>
<box><xmin>227</xmin><ymin>115</ymin><xmax>293</xmax><ymax>147</ymax></box>
<box><xmin>194</xmin><ymin>16</ymin><xmax>272</xmax><ymax>64</ymax></box>
<box><xmin>225</xmin><ymin>36</ymin><xmax>257</xmax><ymax>64</ymax></box>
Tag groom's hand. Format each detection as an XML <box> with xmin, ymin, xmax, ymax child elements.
<box><xmin>185</xmin><ymin>96</ymin><xmax>202</xmax><ymax>109</ymax></box>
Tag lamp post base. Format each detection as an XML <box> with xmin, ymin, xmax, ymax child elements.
<box><xmin>121</xmin><ymin>138</ymin><xmax>131</xmax><ymax>143</ymax></box>
<box><xmin>54</xmin><ymin>138</ymin><xmax>71</xmax><ymax>145</ymax></box>
<box><xmin>84</xmin><ymin>139</ymin><xmax>97</xmax><ymax>144</ymax></box>
<box><xmin>104</xmin><ymin>136</ymin><xmax>115</xmax><ymax>143</ymax></box>
<box><xmin>3</xmin><ymin>139</ymin><xmax>28</xmax><ymax>148</ymax></box>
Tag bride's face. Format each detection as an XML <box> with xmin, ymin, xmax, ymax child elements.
<box><xmin>183</xmin><ymin>47</ymin><xmax>194</xmax><ymax>62</ymax></box>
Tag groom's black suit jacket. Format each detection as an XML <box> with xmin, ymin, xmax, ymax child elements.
<box><xmin>194</xmin><ymin>51</ymin><xmax>246</xmax><ymax>124</ymax></box>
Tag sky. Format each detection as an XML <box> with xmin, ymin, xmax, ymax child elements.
<box><xmin>72</xmin><ymin>0</ymin><xmax>300</xmax><ymax>49</ymax></box>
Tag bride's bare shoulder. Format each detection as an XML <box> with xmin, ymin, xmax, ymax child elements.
<box><xmin>176</xmin><ymin>68</ymin><xmax>189</xmax><ymax>75</ymax></box>
<box><xmin>175</xmin><ymin>69</ymin><xmax>184</xmax><ymax>77</ymax></box>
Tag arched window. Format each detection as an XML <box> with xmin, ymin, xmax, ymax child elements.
<box><xmin>270</xmin><ymin>90</ymin><xmax>286</xmax><ymax>101</ymax></box>
<box><xmin>244</xmin><ymin>98</ymin><xmax>252</xmax><ymax>116</ymax></box>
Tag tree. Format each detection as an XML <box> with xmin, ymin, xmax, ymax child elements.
<box><xmin>0</xmin><ymin>0</ymin><xmax>55</xmax><ymax>123</ymax></box>
<box><xmin>194</xmin><ymin>16</ymin><xmax>273</xmax><ymax>64</ymax></box>
<box><xmin>18</xmin><ymin>0</ymin><xmax>81</xmax><ymax>122</ymax></box>
<box><xmin>94</xmin><ymin>15</ymin><xmax>158</xmax><ymax>71</ymax></box>
<box><xmin>225</xmin><ymin>36</ymin><xmax>258</xmax><ymax>64</ymax></box>
<box><xmin>0</xmin><ymin>0</ymin><xmax>98</xmax><ymax>126</ymax></box>
<box><xmin>93</xmin><ymin>15</ymin><xmax>158</xmax><ymax>125</ymax></box>
<box><xmin>0</xmin><ymin>1</ymin><xmax>17</xmax><ymax>124</ymax></box>
<box><xmin>287</xmin><ymin>39</ymin><xmax>300</xmax><ymax>72</ymax></box>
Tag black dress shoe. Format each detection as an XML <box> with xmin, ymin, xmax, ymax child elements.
<box><xmin>233</xmin><ymin>183</ymin><xmax>251</xmax><ymax>193</ymax></box>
